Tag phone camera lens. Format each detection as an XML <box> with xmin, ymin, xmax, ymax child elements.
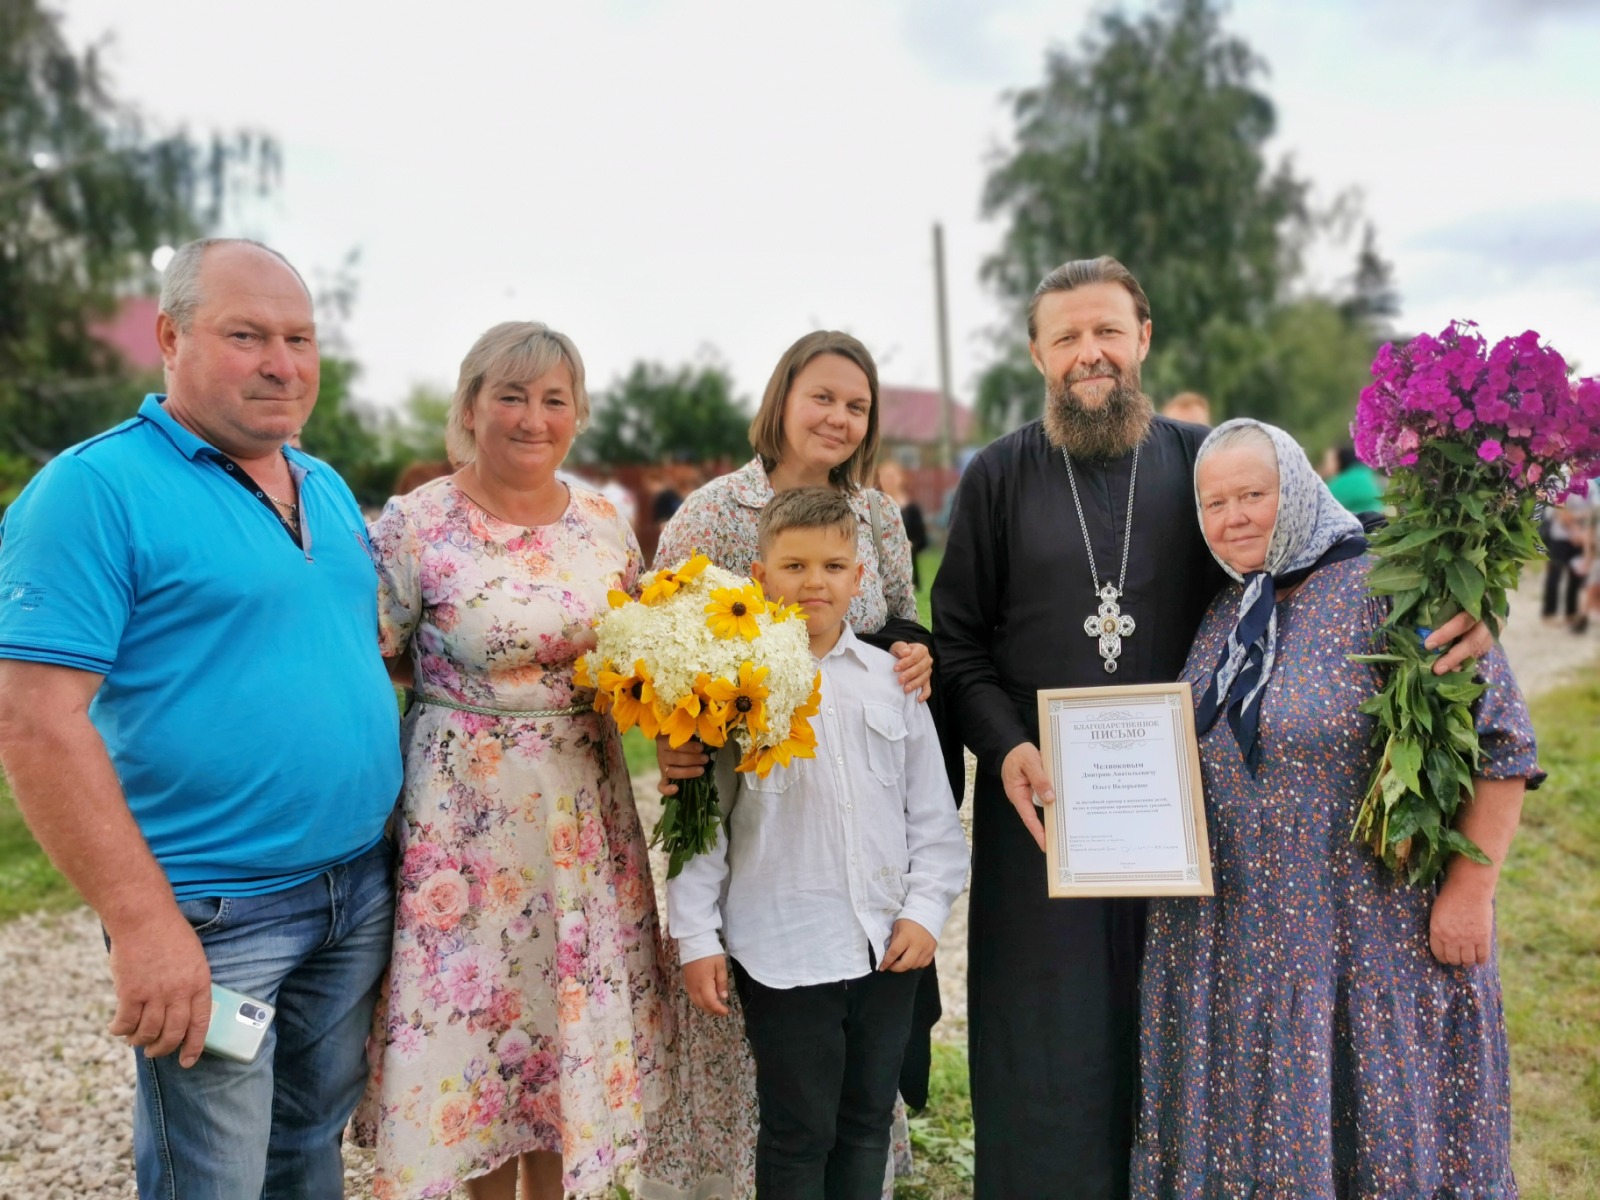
<box><xmin>240</xmin><ymin>1003</ymin><xmax>268</xmax><ymax>1024</ymax></box>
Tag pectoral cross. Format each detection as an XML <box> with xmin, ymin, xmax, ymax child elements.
<box><xmin>1083</xmin><ymin>583</ymin><xmax>1135</xmax><ymax>673</ymax></box>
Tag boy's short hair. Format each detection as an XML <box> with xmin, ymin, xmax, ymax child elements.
<box><xmin>756</xmin><ymin>487</ymin><xmax>859</xmax><ymax>556</ymax></box>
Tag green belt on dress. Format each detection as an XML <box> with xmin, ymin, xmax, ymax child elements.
<box><xmin>412</xmin><ymin>691</ymin><xmax>594</xmax><ymax>719</ymax></box>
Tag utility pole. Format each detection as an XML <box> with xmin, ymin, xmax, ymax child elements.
<box><xmin>933</xmin><ymin>223</ymin><xmax>955</xmax><ymax>471</ymax></box>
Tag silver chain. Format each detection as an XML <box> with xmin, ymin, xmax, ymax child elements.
<box><xmin>1061</xmin><ymin>445</ymin><xmax>1139</xmax><ymax>595</ymax></box>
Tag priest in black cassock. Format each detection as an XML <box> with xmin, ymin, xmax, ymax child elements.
<box><xmin>932</xmin><ymin>258</ymin><xmax>1490</xmax><ymax>1199</ymax></box>
<box><xmin>932</xmin><ymin>256</ymin><xmax>1222</xmax><ymax>1200</ymax></box>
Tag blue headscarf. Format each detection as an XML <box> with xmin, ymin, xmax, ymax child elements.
<box><xmin>1192</xmin><ymin>419</ymin><xmax>1368</xmax><ymax>773</ymax></box>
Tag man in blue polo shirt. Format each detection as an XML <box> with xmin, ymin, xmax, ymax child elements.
<box><xmin>0</xmin><ymin>238</ymin><xmax>401</xmax><ymax>1198</ymax></box>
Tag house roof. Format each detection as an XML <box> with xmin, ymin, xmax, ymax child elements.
<box><xmin>878</xmin><ymin>384</ymin><xmax>973</xmax><ymax>445</ymax></box>
<box><xmin>90</xmin><ymin>296</ymin><xmax>163</xmax><ymax>372</ymax></box>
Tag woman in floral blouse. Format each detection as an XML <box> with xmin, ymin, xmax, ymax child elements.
<box><xmin>354</xmin><ymin>322</ymin><xmax>680</xmax><ymax>1200</ymax></box>
<box><xmin>643</xmin><ymin>330</ymin><xmax>932</xmax><ymax>1197</ymax></box>
<box><xmin>656</xmin><ymin>329</ymin><xmax>929</xmax><ymax>693</ymax></box>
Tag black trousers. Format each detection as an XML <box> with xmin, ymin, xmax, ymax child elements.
<box><xmin>1543</xmin><ymin>543</ymin><xmax>1581</xmax><ymax>618</ymax></box>
<box><xmin>731</xmin><ymin>958</ymin><xmax>923</xmax><ymax>1200</ymax></box>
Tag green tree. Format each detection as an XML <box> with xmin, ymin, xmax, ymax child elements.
<box><xmin>975</xmin><ymin>0</ymin><xmax>1392</xmax><ymax>447</ymax></box>
<box><xmin>1208</xmin><ymin>297</ymin><xmax>1381</xmax><ymax>455</ymax></box>
<box><xmin>980</xmin><ymin>0</ymin><xmax>1308</xmax><ymax>418</ymax></box>
<box><xmin>0</xmin><ymin>0</ymin><xmax>277</xmax><ymax>465</ymax></box>
<box><xmin>393</xmin><ymin>383</ymin><xmax>451</xmax><ymax>464</ymax></box>
<box><xmin>578</xmin><ymin>360</ymin><xmax>750</xmax><ymax>466</ymax></box>
<box><xmin>295</xmin><ymin>356</ymin><xmax>394</xmax><ymax>501</ymax></box>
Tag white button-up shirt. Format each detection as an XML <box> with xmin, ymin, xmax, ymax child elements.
<box><xmin>668</xmin><ymin>626</ymin><xmax>969</xmax><ymax>988</ymax></box>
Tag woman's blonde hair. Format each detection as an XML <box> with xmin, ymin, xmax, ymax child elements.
<box><xmin>747</xmin><ymin>330</ymin><xmax>881</xmax><ymax>491</ymax></box>
<box><xmin>446</xmin><ymin>321</ymin><xmax>589</xmax><ymax>465</ymax></box>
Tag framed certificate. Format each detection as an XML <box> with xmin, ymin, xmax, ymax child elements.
<box><xmin>1037</xmin><ymin>681</ymin><xmax>1214</xmax><ymax>898</ymax></box>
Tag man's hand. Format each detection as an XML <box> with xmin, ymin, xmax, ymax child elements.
<box><xmin>889</xmin><ymin>641</ymin><xmax>934</xmax><ymax>702</ymax></box>
<box><xmin>1429</xmin><ymin>879</ymin><xmax>1495</xmax><ymax>966</ymax></box>
<box><xmin>105</xmin><ymin>906</ymin><xmax>213</xmax><ymax>1067</ymax></box>
<box><xmin>682</xmin><ymin>954</ymin><xmax>730</xmax><ymax>1015</ymax></box>
<box><xmin>1000</xmin><ymin>742</ymin><xmax>1055</xmax><ymax>852</ymax></box>
<box><xmin>879</xmin><ymin>918</ymin><xmax>936</xmax><ymax>972</ymax></box>
<box><xmin>656</xmin><ymin>735</ymin><xmax>709</xmax><ymax>798</ymax></box>
<box><xmin>1425</xmin><ymin>611</ymin><xmax>1495</xmax><ymax>676</ymax></box>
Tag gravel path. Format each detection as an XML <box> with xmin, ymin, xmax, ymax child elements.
<box><xmin>1</xmin><ymin>572</ymin><xmax>1591</xmax><ymax>1197</ymax></box>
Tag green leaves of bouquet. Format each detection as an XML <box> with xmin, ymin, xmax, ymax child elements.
<box><xmin>1351</xmin><ymin>323</ymin><xmax>1600</xmax><ymax>886</ymax></box>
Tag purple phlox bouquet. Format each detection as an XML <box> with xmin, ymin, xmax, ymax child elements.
<box><xmin>1354</xmin><ymin>321</ymin><xmax>1600</xmax><ymax>488</ymax></box>
<box><xmin>1350</xmin><ymin>320</ymin><xmax>1600</xmax><ymax>885</ymax></box>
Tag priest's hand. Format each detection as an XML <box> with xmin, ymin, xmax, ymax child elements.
<box><xmin>1001</xmin><ymin>741</ymin><xmax>1055</xmax><ymax>852</ymax></box>
<box><xmin>656</xmin><ymin>735</ymin><xmax>708</xmax><ymax>797</ymax></box>
<box><xmin>890</xmin><ymin>641</ymin><xmax>934</xmax><ymax>702</ymax></box>
<box><xmin>1425</xmin><ymin>611</ymin><xmax>1494</xmax><ymax>676</ymax></box>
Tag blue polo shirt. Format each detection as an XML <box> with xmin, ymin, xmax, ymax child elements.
<box><xmin>0</xmin><ymin>395</ymin><xmax>401</xmax><ymax>899</ymax></box>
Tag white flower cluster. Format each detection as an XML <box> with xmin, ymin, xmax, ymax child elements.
<box><xmin>582</xmin><ymin>558</ymin><xmax>817</xmax><ymax>755</ymax></box>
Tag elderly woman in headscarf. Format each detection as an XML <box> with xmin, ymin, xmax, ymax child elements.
<box><xmin>1132</xmin><ymin>419</ymin><xmax>1541</xmax><ymax>1200</ymax></box>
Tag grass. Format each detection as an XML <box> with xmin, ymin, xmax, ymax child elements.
<box><xmin>1502</xmin><ymin>676</ymin><xmax>1600</xmax><ymax>1199</ymax></box>
<box><xmin>915</xmin><ymin>549</ymin><xmax>940</xmax><ymax>629</ymax></box>
<box><xmin>0</xmin><ymin>772</ymin><xmax>78</xmax><ymax>921</ymax></box>
<box><xmin>897</xmin><ymin>1042</ymin><xmax>974</xmax><ymax>1198</ymax></box>
<box><xmin>620</xmin><ymin>726</ymin><xmax>658</xmax><ymax>779</ymax></box>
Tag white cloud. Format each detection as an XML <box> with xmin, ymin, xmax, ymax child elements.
<box><xmin>54</xmin><ymin>0</ymin><xmax>1600</xmax><ymax>419</ymax></box>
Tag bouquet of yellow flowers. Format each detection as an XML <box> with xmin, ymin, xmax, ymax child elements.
<box><xmin>575</xmin><ymin>553</ymin><xmax>822</xmax><ymax>878</ymax></box>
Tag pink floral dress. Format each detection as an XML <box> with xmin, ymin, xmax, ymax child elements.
<box><xmin>355</xmin><ymin>478</ymin><xmax>675</xmax><ymax>1199</ymax></box>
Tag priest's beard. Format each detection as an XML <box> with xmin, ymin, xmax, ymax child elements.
<box><xmin>1042</xmin><ymin>361</ymin><xmax>1154</xmax><ymax>461</ymax></box>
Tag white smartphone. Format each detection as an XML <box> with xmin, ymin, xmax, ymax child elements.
<box><xmin>203</xmin><ymin>984</ymin><xmax>275</xmax><ymax>1063</ymax></box>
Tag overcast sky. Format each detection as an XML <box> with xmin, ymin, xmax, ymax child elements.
<box><xmin>58</xmin><ymin>0</ymin><xmax>1600</xmax><ymax>418</ymax></box>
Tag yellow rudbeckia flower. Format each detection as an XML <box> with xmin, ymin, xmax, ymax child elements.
<box><xmin>602</xmin><ymin>659</ymin><xmax>660</xmax><ymax>738</ymax></box>
<box><xmin>702</xmin><ymin>661</ymin><xmax>769</xmax><ymax>734</ymax></box>
<box><xmin>766</xmin><ymin>598</ymin><xmax>805</xmax><ymax>623</ymax></box>
<box><xmin>639</xmin><ymin>553</ymin><xmax>712</xmax><ymax>606</ymax></box>
<box><xmin>796</xmin><ymin>671</ymin><xmax>822</xmax><ymax>720</ymax></box>
<box><xmin>705</xmin><ymin>584</ymin><xmax>766</xmax><ymax>641</ymax></box>
<box><xmin>674</xmin><ymin>553</ymin><xmax>711</xmax><ymax>583</ymax></box>
<box><xmin>736</xmin><ymin>727</ymin><xmax>818</xmax><ymax>777</ymax></box>
<box><xmin>658</xmin><ymin>688</ymin><xmax>731</xmax><ymax>749</ymax></box>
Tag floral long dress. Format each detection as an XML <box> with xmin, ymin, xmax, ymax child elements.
<box><xmin>356</xmin><ymin>478</ymin><xmax>675</xmax><ymax>1199</ymax></box>
<box><xmin>1133</xmin><ymin>556</ymin><xmax>1541</xmax><ymax>1200</ymax></box>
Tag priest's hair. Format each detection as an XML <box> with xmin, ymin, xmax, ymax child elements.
<box><xmin>1028</xmin><ymin>256</ymin><xmax>1151</xmax><ymax>342</ymax></box>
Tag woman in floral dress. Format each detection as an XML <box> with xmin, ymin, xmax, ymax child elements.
<box><xmin>357</xmin><ymin>322</ymin><xmax>676</xmax><ymax>1200</ymax></box>
<box><xmin>1133</xmin><ymin>420</ymin><xmax>1539</xmax><ymax>1199</ymax></box>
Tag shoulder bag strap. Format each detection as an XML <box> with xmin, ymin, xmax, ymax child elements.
<box><xmin>868</xmin><ymin>488</ymin><xmax>887</xmax><ymax>570</ymax></box>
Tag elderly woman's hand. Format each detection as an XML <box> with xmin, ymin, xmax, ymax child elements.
<box><xmin>890</xmin><ymin>641</ymin><xmax>933</xmax><ymax>702</ymax></box>
<box><xmin>1424</xmin><ymin>612</ymin><xmax>1495</xmax><ymax>676</ymax></box>
<box><xmin>656</xmin><ymin>735</ymin><xmax>708</xmax><ymax>798</ymax></box>
<box><xmin>1429</xmin><ymin>877</ymin><xmax>1496</xmax><ymax>966</ymax></box>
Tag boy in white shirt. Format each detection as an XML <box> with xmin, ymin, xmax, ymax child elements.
<box><xmin>666</xmin><ymin>486</ymin><xmax>969</xmax><ymax>1200</ymax></box>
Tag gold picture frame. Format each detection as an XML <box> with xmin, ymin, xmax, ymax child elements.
<box><xmin>1037</xmin><ymin>681</ymin><xmax>1214</xmax><ymax>898</ymax></box>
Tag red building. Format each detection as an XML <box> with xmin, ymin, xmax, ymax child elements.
<box><xmin>90</xmin><ymin>295</ymin><xmax>163</xmax><ymax>372</ymax></box>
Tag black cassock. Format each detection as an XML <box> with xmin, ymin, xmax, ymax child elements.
<box><xmin>932</xmin><ymin>417</ymin><xmax>1225</xmax><ymax>1200</ymax></box>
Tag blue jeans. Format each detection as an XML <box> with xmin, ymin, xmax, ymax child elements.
<box><xmin>130</xmin><ymin>837</ymin><xmax>395</xmax><ymax>1200</ymax></box>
